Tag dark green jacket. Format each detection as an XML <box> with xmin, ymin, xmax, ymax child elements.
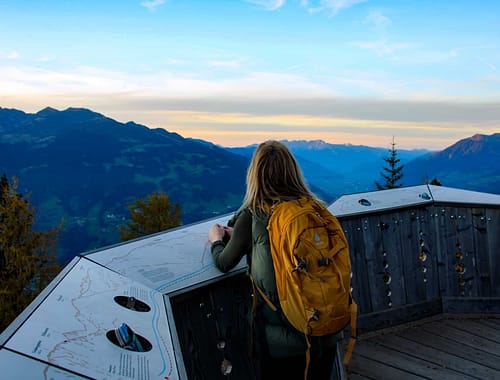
<box><xmin>211</xmin><ymin>208</ymin><xmax>341</xmax><ymax>358</ymax></box>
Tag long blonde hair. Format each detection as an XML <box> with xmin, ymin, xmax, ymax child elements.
<box><xmin>240</xmin><ymin>140</ymin><xmax>317</xmax><ymax>213</ymax></box>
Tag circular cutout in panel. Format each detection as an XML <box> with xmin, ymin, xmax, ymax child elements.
<box><xmin>419</xmin><ymin>192</ymin><xmax>431</xmax><ymax>200</ymax></box>
<box><xmin>358</xmin><ymin>198</ymin><xmax>371</xmax><ymax>206</ymax></box>
<box><xmin>114</xmin><ymin>296</ymin><xmax>151</xmax><ymax>312</ymax></box>
<box><xmin>107</xmin><ymin>323</ymin><xmax>152</xmax><ymax>352</ymax></box>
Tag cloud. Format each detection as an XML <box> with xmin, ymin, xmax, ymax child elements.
<box><xmin>36</xmin><ymin>56</ymin><xmax>51</xmax><ymax>62</ymax></box>
<box><xmin>0</xmin><ymin>64</ymin><xmax>333</xmax><ymax>99</ymax></box>
<box><xmin>476</xmin><ymin>56</ymin><xmax>498</xmax><ymax>73</ymax></box>
<box><xmin>354</xmin><ymin>39</ymin><xmax>415</xmax><ymax>57</ymax></box>
<box><xmin>209</xmin><ymin>58</ymin><xmax>246</xmax><ymax>68</ymax></box>
<box><xmin>0</xmin><ymin>50</ymin><xmax>20</xmax><ymax>60</ymax></box>
<box><xmin>365</xmin><ymin>9</ymin><xmax>391</xmax><ymax>30</ymax></box>
<box><xmin>3</xmin><ymin>63</ymin><xmax>498</xmax><ymax>149</ymax></box>
<box><xmin>141</xmin><ymin>0</ymin><xmax>167</xmax><ymax>11</ymax></box>
<box><xmin>307</xmin><ymin>0</ymin><xmax>368</xmax><ymax>16</ymax></box>
<box><xmin>245</xmin><ymin>0</ymin><xmax>285</xmax><ymax>11</ymax></box>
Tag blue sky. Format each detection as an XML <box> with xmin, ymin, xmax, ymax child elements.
<box><xmin>1</xmin><ymin>0</ymin><xmax>499</xmax><ymax>149</ymax></box>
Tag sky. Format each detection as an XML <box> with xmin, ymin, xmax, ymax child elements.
<box><xmin>1</xmin><ymin>0</ymin><xmax>499</xmax><ymax>150</ymax></box>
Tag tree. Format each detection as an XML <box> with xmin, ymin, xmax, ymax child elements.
<box><xmin>0</xmin><ymin>174</ymin><xmax>60</xmax><ymax>331</ymax></box>
<box><xmin>429</xmin><ymin>177</ymin><xmax>442</xmax><ymax>186</ymax></box>
<box><xmin>375</xmin><ymin>137</ymin><xmax>404</xmax><ymax>190</ymax></box>
<box><xmin>119</xmin><ymin>191</ymin><xmax>182</xmax><ymax>241</ymax></box>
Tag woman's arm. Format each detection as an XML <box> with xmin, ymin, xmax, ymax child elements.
<box><xmin>210</xmin><ymin>209</ymin><xmax>252</xmax><ymax>273</ymax></box>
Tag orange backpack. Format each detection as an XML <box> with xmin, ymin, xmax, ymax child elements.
<box><xmin>253</xmin><ymin>197</ymin><xmax>357</xmax><ymax>376</ymax></box>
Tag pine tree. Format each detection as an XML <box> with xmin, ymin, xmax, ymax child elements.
<box><xmin>375</xmin><ymin>137</ymin><xmax>404</xmax><ymax>190</ymax></box>
<box><xmin>0</xmin><ymin>174</ymin><xmax>61</xmax><ymax>331</ymax></box>
<box><xmin>119</xmin><ymin>191</ymin><xmax>181</xmax><ymax>241</ymax></box>
<box><xmin>429</xmin><ymin>177</ymin><xmax>442</xmax><ymax>186</ymax></box>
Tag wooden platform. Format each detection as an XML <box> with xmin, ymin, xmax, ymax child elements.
<box><xmin>346</xmin><ymin>315</ymin><xmax>500</xmax><ymax>380</ymax></box>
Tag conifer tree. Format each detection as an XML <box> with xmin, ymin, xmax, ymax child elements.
<box><xmin>429</xmin><ymin>177</ymin><xmax>442</xmax><ymax>186</ymax></box>
<box><xmin>0</xmin><ymin>174</ymin><xmax>60</xmax><ymax>331</ymax></box>
<box><xmin>375</xmin><ymin>137</ymin><xmax>404</xmax><ymax>190</ymax></box>
<box><xmin>119</xmin><ymin>191</ymin><xmax>181</xmax><ymax>241</ymax></box>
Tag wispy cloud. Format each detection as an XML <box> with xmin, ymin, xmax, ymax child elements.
<box><xmin>209</xmin><ymin>58</ymin><xmax>246</xmax><ymax>68</ymax></box>
<box><xmin>36</xmin><ymin>56</ymin><xmax>51</xmax><ymax>62</ymax></box>
<box><xmin>245</xmin><ymin>0</ymin><xmax>285</xmax><ymax>11</ymax></box>
<box><xmin>0</xmin><ymin>50</ymin><xmax>20</xmax><ymax>60</ymax></box>
<box><xmin>354</xmin><ymin>39</ymin><xmax>415</xmax><ymax>57</ymax></box>
<box><xmin>141</xmin><ymin>0</ymin><xmax>167</xmax><ymax>11</ymax></box>
<box><xmin>476</xmin><ymin>56</ymin><xmax>498</xmax><ymax>73</ymax></box>
<box><xmin>306</xmin><ymin>0</ymin><xmax>368</xmax><ymax>16</ymax></box>
<box><xmin>365</xmin><ymin>8</ymin><xmax>391</xmax><ymax>31</ymax></box>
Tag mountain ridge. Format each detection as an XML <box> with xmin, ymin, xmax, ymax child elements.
<box><xmin>1</xmin><ymin>106</ymin><xmax>498</xmax><ymax>262</ymax></box>
<box><xmin>0</xmin><ymin>106</ymin><xmax>248</xmax><ymax>262</ymax></box>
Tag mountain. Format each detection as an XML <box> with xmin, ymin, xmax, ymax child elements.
<box><xmin>227</xmin><ymin>140</ymin><xmax>430</xmax><ymax>198</ymax></box>
<box><xmin>404</xmin><ymin>133</ymin><xmax>500</xmax><ymax>194</ymax></box>
<box><xmin>2</xmin><ymin>106</ymin><xmax>499</xmax><ymax>263</ymax></box>
<box><xmin>0</xmin><ymin>107</ymin><xmax>248</xmax><ymax>262</ymax></box>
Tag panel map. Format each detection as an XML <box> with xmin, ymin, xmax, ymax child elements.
<box><xmin>4</xmin><ymin>258</ymin><xmax>177</xmax><ymax>380</ymax></box>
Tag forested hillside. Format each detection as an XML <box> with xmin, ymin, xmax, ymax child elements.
<box><xmin>0</xmin><ymin>107</ymin><xmax>247</xmax><ymax>262</ymax></box>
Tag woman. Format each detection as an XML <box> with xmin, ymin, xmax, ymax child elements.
<box><xmin>208</xmin><ymin>140</ymin><xmax>342</xmax><ymax>380</ymax></box>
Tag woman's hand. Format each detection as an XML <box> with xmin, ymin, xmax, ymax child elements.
<box><xmin>208</xmin><ymin>224</ymin><xmax>225</xmax><ymax>243</ymax></box>
<box><xmin>208</xmin><ymin>224</ymin><xmax>233</xmax><ymax>243</ymax></box>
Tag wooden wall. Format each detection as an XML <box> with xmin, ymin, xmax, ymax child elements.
<box><xmin>171</xmin><ymin>273</ymin><xmax>255</xmax><ymax>380</ymax></box>
<box><xmin>339</xmin><ymin>204</ymin><xmax>500</xmax><ymax>333</ymax></box>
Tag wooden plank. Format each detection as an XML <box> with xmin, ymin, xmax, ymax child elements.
<box><xmin>441</xmin><ymin>206</ymin><xmax>468</xmax><ymax>297</ymax></box>
<box><xmin>399</xmin><ymin>328</ymin><xmax>500</xmax><ymax>370</ymax></box>
<box><xmin>430</xmin><ymin>205</ymin><xmax>450</xmax><ymax>297</ymax></box>
<box><xmin>472</xmin><ymin>208</ymin><xmax>491</xmax><ymax>296</ymax></box>
<box><xmin>422</xmin><ymin>321</ymin><xmax>500</xmax><ymax>357</ymax></box>
<box><xmin>482</xmin><ymin>319</ymin><xmax>500</xmax><ymax>330</ymax></box>
<box><xmin>486</xmin><ymin>208</ymin><xmax>500</xmax><ymax>295</ymax></box>
<box><xmin>362</xmin><ymin>215</ymin><xmax>388</xmax><ymax>313</ymax></box>
<box><xmin>424</xmin><ymin>209</ymin><xmax>441</xmax><ymax>300</ymax></box>
<box><xmin>455</xmin><ymin>207</ymin><xmax>479</xmax><ymax>297</ymax></box>
<box><xmin>347</xmin><ymin>353</ymin><xmax>426</xmax><ymax>380</ymax></box>
<box><xmin>374</xmin><ymin>333</ymin><xmax>500</xmax><ymax>379</ymax></box>
<box><xmin>353</xmin><ymin>339</ymin><xmax>476</xmax><ymax>380</ymax></box>
<box><xmin>444</xmin><ymin>319</ymin><xmax>500</xmax><ymax>344</ymax></box>
<box><xmin>380</xmin><ymin>210</ymin><xmax>406</xmax><ymax>309</ymax></box>
<box><xmin>396</xmin><ymin>209</ymin><xmax>421</xmax><ymax>305</ymax></box>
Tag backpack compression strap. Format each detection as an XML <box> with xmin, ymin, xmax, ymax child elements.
<box><xmin>342</xmin><ymin>301</ymin><xmax>358</xmax><ymax>366</ymax></box>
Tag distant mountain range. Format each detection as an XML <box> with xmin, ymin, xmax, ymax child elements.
<box><xmin>1</xmin><ymin>106</ymin><xmax>499</xmax><ymax>262</ymax></box>
<box><xmin>227</xmin><ymin>140</ymin><xmax>430</xmax><ymax>196</ymax></box>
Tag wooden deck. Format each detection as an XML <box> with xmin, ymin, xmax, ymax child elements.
<box><xmin>346</xmin><ymin>315</ymin><xmax>500</xmax><ymax>380</ymax></box>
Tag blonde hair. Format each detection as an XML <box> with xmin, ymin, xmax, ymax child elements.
<box><xmin>240</xmin><ymin>140</ymin><xmax>317</xmax><ymax>213</ymax></box>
